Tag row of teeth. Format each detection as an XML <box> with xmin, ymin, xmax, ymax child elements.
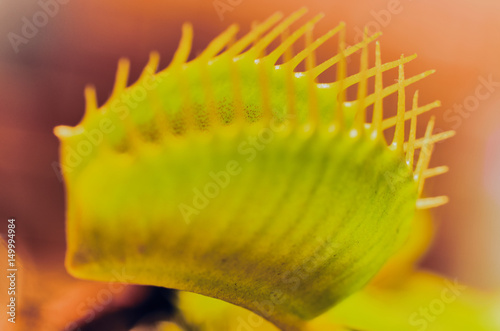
<box><xmin>56</xmin><ymin>8</ymin><xmax>454</xmax><ymax>209</ymax></box>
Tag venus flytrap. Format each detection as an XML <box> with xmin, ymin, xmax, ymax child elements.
<box><xmin>55</xmin><ymin>8</ymin><xmax>456</xmax><ymax>330</ymax></box>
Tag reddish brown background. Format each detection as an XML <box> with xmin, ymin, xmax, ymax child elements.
<box><xmin>0</xmin><ymin>0</ymin><xmax>499</xmax><ymax>329</ymax></box>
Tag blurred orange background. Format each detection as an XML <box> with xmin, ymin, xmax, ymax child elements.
<box><xmin>0</xmin><ymin>0</ymin><xmax>499</xmax><ymax>329</ymax></box>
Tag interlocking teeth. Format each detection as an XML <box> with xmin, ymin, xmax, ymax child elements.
<box><xmin>55</xmin><ymin>9</ymin><xmax>453</xmax><ymax>208</ymax></box>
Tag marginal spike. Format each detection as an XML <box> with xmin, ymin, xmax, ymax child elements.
<box><xmin>405</xmin><ymin>130</ymin><xmax>456</xmax><ymax>150</ymax></box>
<box><xmin>382</xmin><ymin>100</ymin><xmax>440</xmax><ymax>130</ymax></box>
<box><xmin>372</xmin><ymin>41</ymin><xmax>383</xmax><ymax>136</ymax></box>
<box><xmin>391</xmin><ymin>55</ymin><xmax>406</xmax><ymax>152</ymax></box>
<box><xmin>200</xmin><ymin>24</ymin><xmax>239</xmax><ymax>60</ymax></box>
<box><xmin>309</xmin><ymin>31</ymin><xmax>381</xmax><ymax>78</ymax></box>
<box><xmin>252</xmin><ymin>21</ymin><xmax>267</xmax><ymax>57</ymax></box>
<box><xmin>110</xmin><ymin>59</ymin><xmax>130</xmax><ymax>101</ymax></box>
<box><xmin>343</xmin><ymin>54</ymin><xmax>417</xmax><ymax>90</ymax></box>
<box><xmin>305</xmin><ymin>27</ymin><xmax>319</xmax><ymax>127</ymax></box>
<box><xmin>53</xmin><ymin>125</ymin><xmax>83</xmax><ymax>139</ymax></box>
<box><xmin>280</xmin><ymin>29</ymin><xmax>294</xmax><ymax>63</ymax></box>
<box><xmin>288</xmin><ymin>23</ymin><xmax>344</xmax><ymax>71</ymax></box>
<box><xmin>169</xmin><ymin>23</ymin><xmax>193</xmax><ymax>68</ymax></box>
<box><xmin>335</xmin><ymin>24</ymin><xmax>347</xmax><ymax>128</ymax></box>
<box><xmin>84</xmin><ymin>85</ymin><xmax>99</xmax><ymax>114</ymax></box>
<box><xmin>226</xmin><ymin>31</ymin><xmax>236</xmax><ymax>50</ymax></box>
<box><xmin>415</xmin><ymin>116</ymin><xmax>436</xmax><ymax>196</ymax></box>
<box><xmin>266</xmin><ymin>13</ymin><xmax>324</xmax><ymax>64</ymax></box>
<box><xmin>252</xmin><ymin>8</ymin><xmax>308</xmax><ymax>57</ymax></box>
<box><xmin>423</xmin><ymin>165</ymin><xmax>449</xmax><ymax>178</ymax></box>
<box><xmin>406</xmin><ymin>91</ymin><xmax>419</xmax><ymax>168</ymax></box>
<box><xmin>305</xmin><ymin>26</ymin><xmax>316</xmax><ymax>70</ymax></box>
<box><xmin>364</xmin><ymin>70</ymin><xmax>436</xmax><ymax>109</ymax></box>
<box><xmin>416</xmin><ymin>196</ymin><xmax>449</xmax><ymax>209</ymax></box>
<box><xmin>138</xmin><ymin>52</ymin><xmax>160</xmax><ymax>82</ymax></box>
<box><xmin>355</xmin><ymin>27</ymin><xmax>369</xmax><ymax>129</ymax></box>
<box><xmin>227</xmin><ymin>12</ymin><xmax>283</xmax><ymax>56</ymax></box>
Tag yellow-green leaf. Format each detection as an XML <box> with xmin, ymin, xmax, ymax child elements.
<box><xmin>55</xmin><ymin>9</ymin><xmax>451</xmax><ymax>330</ymax></box>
